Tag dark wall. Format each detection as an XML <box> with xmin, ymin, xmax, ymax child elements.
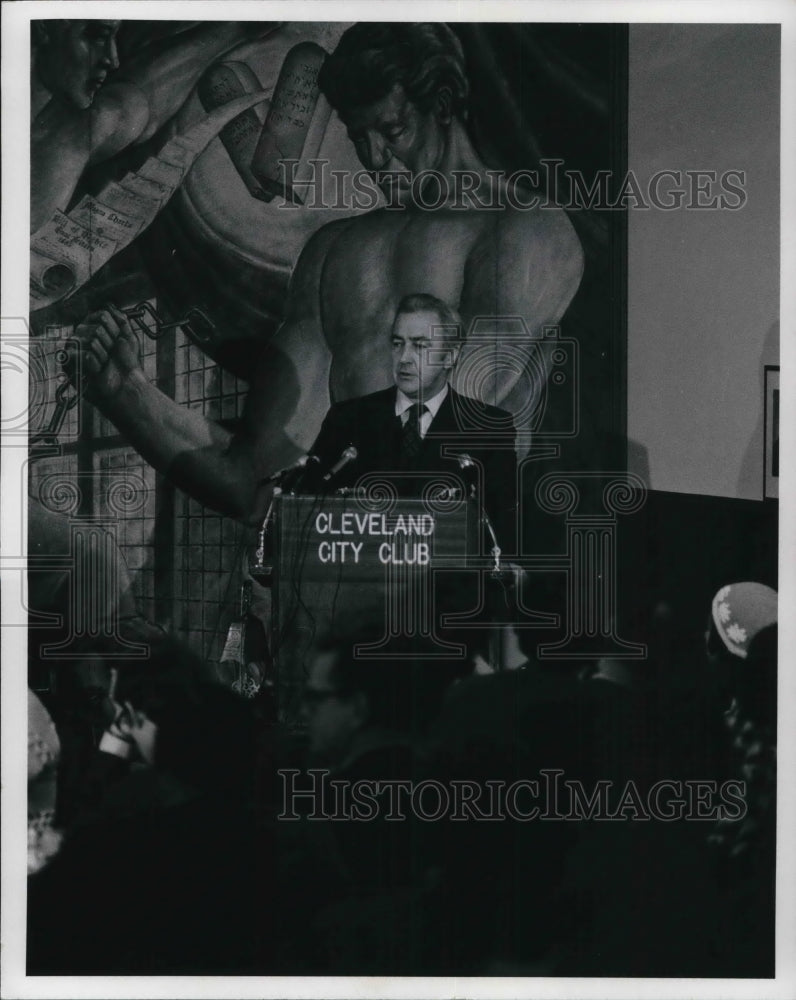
<box><xmin>617</xmin><ymin>491</ymin><xmax>778</xmax><ymax>650</ymax></box>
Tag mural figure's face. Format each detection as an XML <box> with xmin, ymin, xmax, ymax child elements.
<box><xmin>391</xmin><ymin>309</ymin><xmax>458</xmax><ymax>402</ymax></box>
<box><xmin>38</xmin><ymin>20</ymin><xmax>121</xmax><ymax>110</ymax></box>
<box><xmin>343</xmin><ymin>83</ymin><xmax>448</xmax><ymax>203</ymax></box>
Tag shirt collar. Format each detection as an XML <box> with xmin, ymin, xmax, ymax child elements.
<box><xmin>395</xmin><ymin>383</ymin><xmax>449</xmax><ymax>418</ymax></box>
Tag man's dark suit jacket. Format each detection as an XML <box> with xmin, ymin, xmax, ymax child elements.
<box><xmin>306</xmin><ymin>385</ymin><xmax>518</xmax><ymax>555</ymax></box>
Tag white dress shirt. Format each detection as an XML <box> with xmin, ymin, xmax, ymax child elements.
<box><xmin>395</xmin><ymin>384</ymin><xmax>449</xmax><ymax>439</ymax></box>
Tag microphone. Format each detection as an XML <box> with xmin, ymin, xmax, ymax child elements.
<box><xmin>283</xmin><ymin>454</ymin><xmax>321</xmax><ymax>492</ymax></box>
<box><xmin>263</xmin><ymin>454</ymin><xmax>318</xmax><ymax>486</ymax></box>
<box><xmin>323</xmin><ymin>445</ymin><xmax>358</xmax><ymax>482</ymax></box>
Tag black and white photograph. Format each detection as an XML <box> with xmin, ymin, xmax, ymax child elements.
<box><xmin>2</xmin><ymin>1</ymin><xmax>794</xmax><ymax>997</ymax></box>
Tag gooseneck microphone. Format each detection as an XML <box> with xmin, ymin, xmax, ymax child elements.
<box><xmin>323</xmin><ymin>445</ymin><xmax>358</xmax><ymax>482</ymax></box>
<box><xmin>263</xmin><ymin>453</ymin><xmax>319</xmax><ymax>486</ymax></box>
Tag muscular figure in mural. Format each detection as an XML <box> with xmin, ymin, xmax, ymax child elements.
<box><xmin>31</xmin><ymin>19</ymin><xmax>278</xmax><ymax>232</ymax></box>
<box><xmin>75</xmin><ymin>23</ymin><xmax>583</xmax><ymax>524</ymax></box>
<box><xmin>29</xmin><ymin>20</ymin><xmax>277</xmax><ymax>661</ymax></box>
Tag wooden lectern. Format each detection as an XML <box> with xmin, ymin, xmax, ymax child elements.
<box><xmin>269</xmin><ymin>491</ymin><xmax>480</xmax><ymax>723</ymax></box>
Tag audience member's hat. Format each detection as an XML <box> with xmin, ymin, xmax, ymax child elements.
<box><xmin>711</xmin><ymin>582</ymin><xmax>777</xmax><ymax>660</ymax></box>
<box><xmin>28</xmin><ymin>689</ymin><xmax>62</xmax><ymax>873</ymax></box>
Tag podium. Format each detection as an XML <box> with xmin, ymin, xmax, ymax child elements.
<box><xmin>267</xmin><ymin>491</ymin><xmax>480</xmax><ymax>722</ymax></box>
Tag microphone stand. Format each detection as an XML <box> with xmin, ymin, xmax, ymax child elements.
<box><xmin>253</xmin><ymin>457</ymin><xmax>320</xmax><ymax>571</ymax></box>
<box><xmin>482</xmin><ymin>506</ymin><xmax>503</xmax><ymax>577</ymax></box>
<box><xmin>254</xmin><ymin>487</ymin><xmax>281</xmax><ymax>572</ymax></box>
<box><xmin>463</xmin><ymin>480</ymin><xmax>502</xmax><ymax>577</ymax></box>
<box><xmin>457</xmin><ymin>455</ymin><xmax>503</xmax><ymax>577</ymax></box>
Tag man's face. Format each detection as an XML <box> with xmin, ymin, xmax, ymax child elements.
<box><xmin>39</xmin><ymin>20</ymin><xmax>120</xmax><ymax>110</ymax></box>
<box><xmin>391</xmin><ymin>309</ymin><xmax>458</xmax><ymax>401</ymax></box>
<box><xmin>301</xmin><ymin>652</ymin><xmax>364</xmax><ymax>765</ymax></box>
<box><xmin>344</xmin><ymin>83</ymin><xmax>448</xmax><ymax>203</ymax></box>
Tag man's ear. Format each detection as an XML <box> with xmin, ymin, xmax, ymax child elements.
<box><xmin>435</xmin><ymin>86</ymin><xmax>454</xmax><ymax>125</ymax></box>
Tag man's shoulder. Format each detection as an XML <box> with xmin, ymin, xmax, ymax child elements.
<box><xmin>88</xmin><ymin>82</ymin><xmax>151</xmax><ymax>152</ymax></box>
<box><xmin>449</xmin><ymin>388</ymin><xmax>514</xmax><ymax>426</ymax></box>
<box><xmin>332</xmin><ymin>386</ymin><xmax>395</xmax><ymax>411</ymax></box>
<box><xmin>329</xmin><ymin>387</ymin><xmax>395</xmax><ymax>417</ymax></box>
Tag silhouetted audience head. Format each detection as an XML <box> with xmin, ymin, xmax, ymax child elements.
<box><xmin>302</xmin><ymin>627</ymin><xmax>469</xmax><ymax>765</ymax></box>
<box><xmin>112</xmin><ymin>635</ymin><xmax>255</xmax><ymax>797</ymax></box>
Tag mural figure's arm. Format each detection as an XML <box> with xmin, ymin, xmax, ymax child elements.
<box><xmin>31</xmin><ymin>22</ymin><xmax>280</xmax><ymax>231</ymax></box>
<box><xmin>73</xmin><ymin>224</ymin><xmax>337</xmax><ymax>523</ymax></box>
<box><xmin>99</xmin><ymin>21</ymin><xmax>281</xmax><ymax>150</ymax></box>
<box><xmin>456</xmin><ymin>205</ymin><xmax>584</xmax><ymax>418</ymax></box>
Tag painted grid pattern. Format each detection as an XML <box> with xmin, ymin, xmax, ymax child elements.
<box><xmin>172</xmin><ymin>327</ymin><xmax>250</xmax><ymax>665</ymax></box>
<box><xmin>28</xmin><ymin>310</ymin><xmax>251</xmax><ymax>669</ymax></box>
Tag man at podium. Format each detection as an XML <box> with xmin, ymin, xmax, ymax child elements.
<box><xmin>306</xmin><ymin>293</ymin><xmax>518</xmax><ymax>556</ymax></box>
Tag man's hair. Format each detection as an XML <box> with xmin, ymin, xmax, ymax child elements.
<box><xmin>318</xmin><ymin>22</ymin><xmax>469</xmax><ymax>121</ymax></box>
<box><xmin>113</xmin><ymin>634</ymin><xmax>214</xmax><ymax>719</ymax></box>
<box><xmin>318</xmin><ymin>626</ymin><xmax>467</xmax><ymax>731</ymax></box>
<box><xmin>394</xmin><ymin>292</ymin><xmax>462</xmax><ymax>343</ymax></box>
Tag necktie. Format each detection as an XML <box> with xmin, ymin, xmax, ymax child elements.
<box><xmin>400</xmin><ymin>402</ymin><xmax>425</xmax><ymax>465</ymax></box>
